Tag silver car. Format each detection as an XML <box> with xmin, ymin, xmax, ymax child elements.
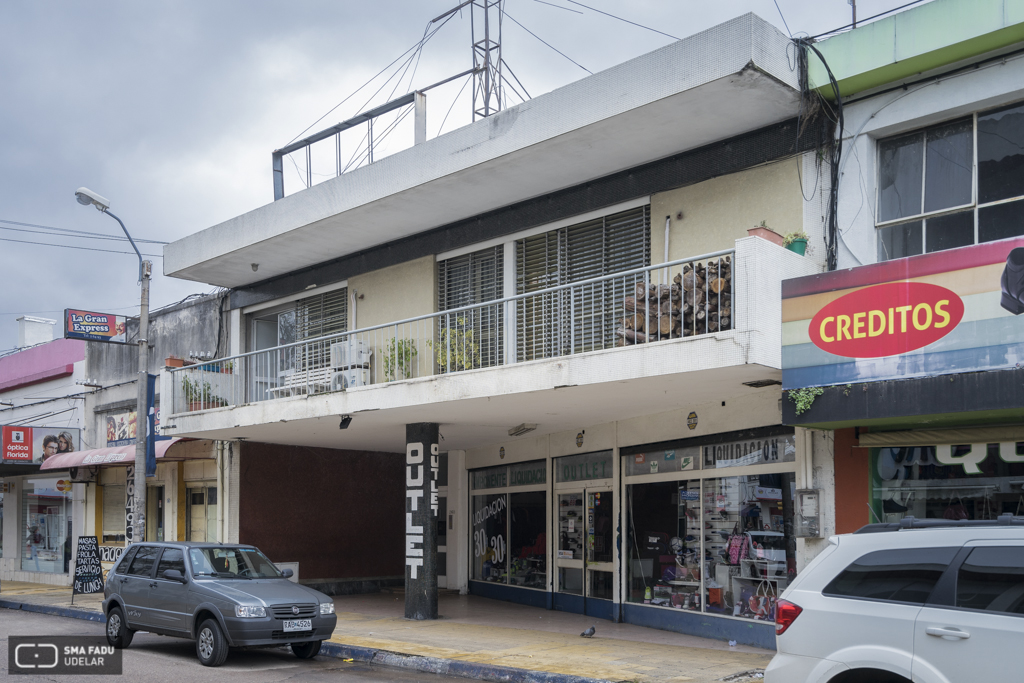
<box><xmin>102</xmin><ymin>541</ymin><xmax>337</xmax><ymax>667</ymax></box>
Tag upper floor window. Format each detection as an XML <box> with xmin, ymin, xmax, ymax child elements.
<box><xmin>876</xmin><ymin>101</ymin><xmax>1024</xmax><ymax>261</ymax></box>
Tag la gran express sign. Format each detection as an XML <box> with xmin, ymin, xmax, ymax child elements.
<box><xmin>809</xmin><ymin>282</ymin><xmax>964</xmax><ymax>358</ymax></box>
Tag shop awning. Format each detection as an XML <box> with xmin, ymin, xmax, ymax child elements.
<box><xmin>857</xmin><ymin>426</ymin><xmax>1024</xmax><ymax>448</ymax></box>
<box><xmin>40</xmin><ymin>438</ymin><xmax>183</xmax><ymax>470</ymax></box>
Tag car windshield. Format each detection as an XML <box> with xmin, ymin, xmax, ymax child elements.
<box><xmin>189</xmin><ymin>546</ymin><xmax>283</xmax><ymax>579</ymax></box>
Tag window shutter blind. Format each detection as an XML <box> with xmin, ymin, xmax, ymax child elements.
<box><xmin>103</xmin><ymin>485</ymin><xmax>126</xmax><ymax>537</ymax></box>
<box><xmin>293</xmin><ymin>288</ymin><xmax>348</xmax><ymax>370</ymax></box>
<box><xmin>437</xmin><ymin>246</ymin><xmax>504</xmax><ymax>369</ymax></box>
<box><xmin>516</xmin><ymin>205</ymin><xmax>649</xmax><ymax>360</ymax></box>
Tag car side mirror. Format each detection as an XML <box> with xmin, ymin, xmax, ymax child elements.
<box><xmin>280</xmin><ymin>568</ymin><xmax>294</xmax><ymax>579</ymax></box>
<box><xmin>163</xmin><ymin>569</ymin><xmax>187</xmax><ymax>583</ymax></box>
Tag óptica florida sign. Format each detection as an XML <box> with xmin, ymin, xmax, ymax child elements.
<box><xmin>782</xmin><ymin>237</ymin><xmax>1024</xmax><ymax>389</ymax></box>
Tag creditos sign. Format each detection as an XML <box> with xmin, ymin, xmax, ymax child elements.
<box><xmin>809</xmin><ymin>282</ymin><xmax>964</xmax><ymax>358</ymax></box>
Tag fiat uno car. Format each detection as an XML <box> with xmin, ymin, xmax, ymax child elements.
<box><xmin>103</xmin><ymin>542</ymin><xmax>337</xmax><ymax>667</ymax></box>
<box><xmin>765</xmin><ymin>515</ymin><xmax>1024</xmax><ymax>683</ymax></box>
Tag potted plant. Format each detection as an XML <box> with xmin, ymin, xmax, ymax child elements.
<box><xmin>181</xmin><ymin>376</ymin><xmax>227</xmax><ymax>411</ymax></box>
<box><xmin>747</xmin><ymin>220</ymin><xmax>784</xmax><ymax>247</ymax></box>
<box><xmin>783</xmin><ymin>231</ymin><xmax>809</xmax><ymax>256</ymax></box>
<box><xmin>382</xmin><ymin>338</ymin><xmax>418</xmax><ymax>382</ymax></box>
<box><xmin>427</xmin><ymin>317</ymin><xmax>480</xmax><ymax>373</ymax></box>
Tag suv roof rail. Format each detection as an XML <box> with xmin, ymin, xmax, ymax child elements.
<box><xmin>855</xmin><ymin>513</ymin><xmax>1024</xmax><ymax>534</ymax></box>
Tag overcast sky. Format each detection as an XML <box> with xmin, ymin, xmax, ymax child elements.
<box><xmin>0</xmin><ymin>0</ymin><xmax>915</xmax><ymax>351</ymax></box>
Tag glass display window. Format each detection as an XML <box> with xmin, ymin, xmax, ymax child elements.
<box><xmin>871</xmin><ymin>443</ymin><xmax>1024</xmax><ymax>522</ymax></box>
<box><xmin>22</xmin><ymin>477</ymin><xmax>73</xmax><ymax>574</ymax></box>
<box><xmin>624</xmin><ymin>427</ymin><xmax>798</xmax><ymax>624</ymax></box>
<box><xmin>469</xmin><ymin>460</ymin><xmax>547</xmax><ymax>589</ymax></box>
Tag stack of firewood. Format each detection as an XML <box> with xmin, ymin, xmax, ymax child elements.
<box><xmin>615</xmin><ymin>257</ymin><xmax>731</xmax><ymax>345</ymax></box>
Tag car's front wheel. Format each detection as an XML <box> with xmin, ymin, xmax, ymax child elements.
<box><xmin>105</xmin><ymin>606</ymin><xmax>134</xmax><ymax>649</ymax></box>
<box><xmin>291</xmin><ymin>640</ymin><xmax>322</xmax><ymax>659</ymax></box>
<box><xmin>195</xmin><ymin>618</ymin><xmax>229</xmax><ymax>667</ymax></box>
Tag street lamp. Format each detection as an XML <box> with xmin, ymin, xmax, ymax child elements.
<box><xmin>75</xmin><ymin>187</ymin><xmax>151</xmax><ymax>545</ymax></box>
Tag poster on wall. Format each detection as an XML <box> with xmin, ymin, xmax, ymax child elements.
<box><xmin>64</xmin><ymin>309</ymin><xmax>128</xmax><ymax>344</ymax></box>
<box><xmin>782</xmin><ymin>237</ymin><xmax>1024</xmax><ymax>389</ymax></box>
<box><xmin>106</xmin><ymin>412</ymin><xmax>137</xmax><ymax>447</ymax></box>
<box><xmin>2</xmin><ymin>426</ymin><xmax>80</xmax><ymax>464</ymax></box>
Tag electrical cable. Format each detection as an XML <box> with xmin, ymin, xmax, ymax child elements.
<box><xmin>504</xmin><ymin>11</ymin><xmax>591</xmax><ymax>74</ymax></box>
<box><xmin>562</xmin><ymin>0</ymin><xmax>678</xmax><ymax>40</ymax></box>
<box><xmin>794</xmin><ymin>38</ymin><xmax>844</xmax><ymax>272</ymax></box>
<box><xmin>0</xmin><ymin>236</ymin><xmax>162</xmax><ymax>257</ymax></box>
<box><xmin>0</xmin><ymin>219</ymin><xmax>167</xmax><ymax>244</ymax></box>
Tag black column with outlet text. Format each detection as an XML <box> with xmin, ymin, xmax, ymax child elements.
<box><xmin>405</xmin><ymin>422</ymin><xmax>439</xmax><ymax>619</ymax></box>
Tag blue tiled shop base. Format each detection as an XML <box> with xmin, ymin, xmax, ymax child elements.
<box><xmin>622</xmin><ymin>602</ymin><xmax>776</xmax><ymax>650</ymax></box>
<box><xmin>469</xmin><ymin>581</ymin><xmax>550</xmax><ymax>609</ymax></box>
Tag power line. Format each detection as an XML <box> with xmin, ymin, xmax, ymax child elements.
<box><xmin>504</xmin><ymin>11</ymin><xmax>592</xmax><ymax>75</ymax></box>
<box><xmin>0</xmin><ymin>218</ymin><xmax>168</xmax><ymax>244</ymax></box>
<box><xmin>562</xmin><ymin>0</ymin><xmax>679</xmax><ymax>40</ymax></box>
<box><xmin>0</xmin><ymin>236</ymin><xmax>162</xmax><ymax>257</ymax></box>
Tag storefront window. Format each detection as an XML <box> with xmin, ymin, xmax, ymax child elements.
<box><xmin>509</xmin><ymin>491</ymin><xmax>546</xmax><ymax>588</ymax></box>
<box><xmin>871</xmin><ymin>443</ymin><xmax>1024</xmax><ymax>521</ymax></box>
<box><xmin>0</xmin><ymin>486</ymin><xmax>4</xmax><ymax>557</ymax></box>
<box><xmin>471</xmin><ymin>460</ymin><xmax>547</xmax><ymax>587</ymax></box>
<box><xmin>22</xmin><ymin>477</ymin><xmax>72</xmax><ymax>574</ymax></box>
<box><xmin>702</xmin><ymin>473</ymin><xmax>796</xmax><ymax>621</ymax></box>
<box><xmin>472</xmin><ymin>493</ymin><xmax>507</xmax><ymax>582</ymax></box>
<box><xmin>625</xmin><ymin>428</ymin><xmax>797</xmax><ymax>623</ymax></box>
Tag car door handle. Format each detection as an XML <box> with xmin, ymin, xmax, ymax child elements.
<box><xmin>149</xmin><ymin>582</ymin><xmax>158</xmax><ymax>588</ymax></box>
<box><xmin>926</xmin><ymin>626</ymin><xmax>971</xmax><ymax>640</ymax></box>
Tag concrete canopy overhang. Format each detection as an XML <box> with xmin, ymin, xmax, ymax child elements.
<box><xmin>160</xmin><ymin>333</ymin><xmax>784</xmax><ymax>454</ymax></box>
<box><xmin>164</xmin><ymin>13</ymin><xmax>800</xmax><ymax>289</ymax></box>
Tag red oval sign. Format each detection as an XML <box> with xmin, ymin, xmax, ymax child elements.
<box><xmin>809</xmin><ymin>282</ymin><xmax>964</xmax><ymax>358</ymax></box>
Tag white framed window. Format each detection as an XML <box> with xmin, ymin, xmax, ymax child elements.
<box><xmin>876</xmin><ymin>100</ymin><xmax>1024</xmax><ymax>261</ymax></box>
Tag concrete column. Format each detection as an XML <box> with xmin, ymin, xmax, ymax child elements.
<box><xmin>405</xmin><ymin>423</ymin><xmax>439</xmax><ymax>620</ymax></box>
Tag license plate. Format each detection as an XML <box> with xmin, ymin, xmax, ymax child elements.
<box><xmin>283</xmin><ymin>619</ymin><xmax>312</xmax><ymax>632</ymax></box>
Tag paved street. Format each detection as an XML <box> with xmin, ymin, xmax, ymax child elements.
<box><xmin>0</xmin><ymin>610</ymin><xmax>462</xmax><ymax>683</ymax></box>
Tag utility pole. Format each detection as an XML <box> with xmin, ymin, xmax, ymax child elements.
<box><xmin>134</xmin><ymin>258</ymin><xmax>151</xmax><ymax>542</ymax></box>
<box><xmin>849</xmin><ymin>0</ymin><xmax>857</xmax><ymax>28</ymax></box>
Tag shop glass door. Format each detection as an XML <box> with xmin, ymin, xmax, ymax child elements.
<box><xmin>555</xmin><ymin>487</ymin><xmax>615</xmax><ymax>611</ymax></box>
<box><xmin>586</xmin><ymin>488</ymin><xmax>614</xmax><ymax>601</ymax></box>
<box><xmin>556</xmin><ymin>492</ymin><xmax>584</xmax><ymax>595</ymax></box>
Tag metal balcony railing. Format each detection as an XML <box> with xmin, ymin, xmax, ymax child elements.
<box><xmin>168</xmin><ymin>249</ymin><xmax>734</xmax><ymax>415</ymax></box>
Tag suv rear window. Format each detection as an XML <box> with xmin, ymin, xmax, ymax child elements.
<box><xmin>824</xmin><ymin>547</ymin><xmax>957</xmax><ymax>604</ymax></box>
<box><xmin>956</xmin><ymin>546</ymin><xmax>1024</xmax><ymax>616</ymax></box>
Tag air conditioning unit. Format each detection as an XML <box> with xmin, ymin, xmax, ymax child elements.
<box><xmin>330</xmin><ymin>340</ymin><xmax>372</xmax><ymax>369</ymax></box>
<box><xmin>331</xmin><ymin>369</ymin><xmax>370</xmax><ymax>391</ymax></box>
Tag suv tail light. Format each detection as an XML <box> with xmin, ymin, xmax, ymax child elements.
<box><xmin>775</xmin><ymin>599</ymin><xmax>802</xmax><ymax>635</ymax></box>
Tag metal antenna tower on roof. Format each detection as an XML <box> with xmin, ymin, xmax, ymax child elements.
<box><xmin>471</xmin><ymin>0</ymin><xmax>504</xmax><ymax>120</ymax></box>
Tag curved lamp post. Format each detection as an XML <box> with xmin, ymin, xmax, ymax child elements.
<box><xmin>75</xmin><ymin>187</ymin><xmax>151</xmax><ymax>545</ymax></box>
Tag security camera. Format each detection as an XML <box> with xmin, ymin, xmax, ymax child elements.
<box><xmin>74</xmin><ymin>187</ymin><xmax>110</xmax><ymax>211</ymax></box>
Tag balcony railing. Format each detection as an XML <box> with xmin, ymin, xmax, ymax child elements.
<box><xmin>168</xmin><ymin>249</ymin><xmax>734</xmax><ymax>415</ymax></box>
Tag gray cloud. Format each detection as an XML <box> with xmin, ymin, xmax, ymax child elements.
<box><xmin>0</xmin><ymin>0</ymin><xmax>898</xmax><ymax>350</ymax></box>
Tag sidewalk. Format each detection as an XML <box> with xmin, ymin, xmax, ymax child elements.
<box><xmin>0</xmin><ymin>582</ymin><xmax>772</xmax><ymax>683</ymax></box>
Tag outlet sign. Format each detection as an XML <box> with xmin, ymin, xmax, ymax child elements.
<box><xmin>809</xmin><ymin>282</ymin><xmax>964</xmax><ymax>358</ymax></box>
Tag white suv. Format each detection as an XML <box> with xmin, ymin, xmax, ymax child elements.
<box><xmin>765</xmin><ymin>515</ymin><xmax>1024</xmax><ymax>683</ymax></box>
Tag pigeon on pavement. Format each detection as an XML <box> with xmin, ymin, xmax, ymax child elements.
<box><xmin>580</xmin><ymin>626</ymin><xmax>596</xmax><ymax>638</ymax></box>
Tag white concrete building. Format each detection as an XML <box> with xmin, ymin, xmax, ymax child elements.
<box><xmin>161</xmin><ymin>14</ymin><xmax>835</xmax><ymax>648</ymax></box>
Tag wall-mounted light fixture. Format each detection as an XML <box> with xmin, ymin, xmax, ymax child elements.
<box><xmin>339</xmin><ymin>415</ymin><xmax>353</xmax><ymax>430</ymax></box>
